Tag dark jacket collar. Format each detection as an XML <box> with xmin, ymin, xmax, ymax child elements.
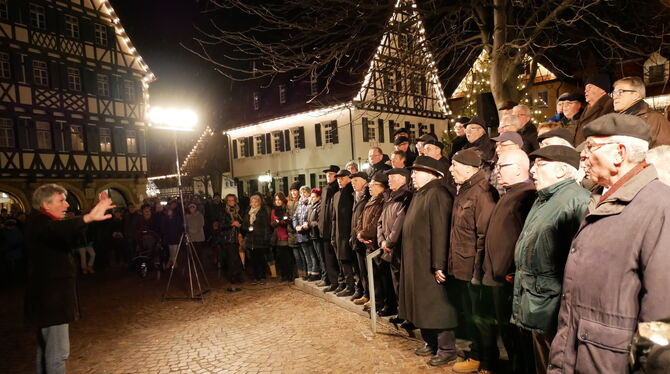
<box><xmin>619</xmin><ymin>99</ymin><xmax>648</xmax><ymax>116</ymax></box>
<box><xmin>458</xmin><ymin>169</ymin><xmax>487</xmax><ymax>193</ymax></box>
<box><xmin>505</xmin><ymin>180</ymin><xmax>535</xmax><ymax>193</ymax></box>
<box><xmin>536</xmin><ymin>178</ymin><xmax>576</xmax><ymax>201</ymax></box>
<box><xmin>389</xmin><ymin>183</ymin><xmax>411</xmax><ymax>201</ymax></box>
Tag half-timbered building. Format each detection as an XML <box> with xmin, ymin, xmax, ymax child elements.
<box><xmin>0</xmin><ymin>0</ymin><xmax>154</xmax><ymax>212</ymax></box>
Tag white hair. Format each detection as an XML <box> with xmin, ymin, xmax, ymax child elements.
<box><xmin>501</xmin><ymin>114</ymin><xmax>522</xmax><ymax>130</ymax></box>
<box><xmin>609</xmin><ymin>135</ymin><xmax>649</xmax><ymax>163</ymax></box>
<box><xmin>541</xmin><ymin>137</ymin><xmax>574</xmax><ymax>148</ymax></box>
<box><xmin>513</xmin><ymin>104</ymin><xmax>531</xmax><ymax>117</ymax></box>
<box><xmin>556</xmin><ymin>162</ymin><xmax>580</xmax><ymax>181</ymax></box>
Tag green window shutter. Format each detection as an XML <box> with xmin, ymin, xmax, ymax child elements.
<box><xmin>377</xmin><ymin>119</ymin><xmax>385</xmax><ymax>143</ymax></box>
<box><xmin>284</xmin><ymin>129</ymin><xmax>291</xmax><ymax>151</ymax></box>
<box><xmin>362</xmin><ymin>117</ymin><xmax>369</xmax><ymax>142</ymax></box>
<box><xmin>232</xmin><ymin>139</ymin><xmax>238</xmax><ymax>159</ymax></box>
<box><xmin>330</xmin><ymin>120</ymin><xmax>338</xmax><ymax>144</ymax></box>
<box><xmin>314</xmin><ymin>123</ymin><xmax>322</xmax><ymax>146</ymax></box>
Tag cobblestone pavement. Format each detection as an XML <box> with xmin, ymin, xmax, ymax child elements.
<box><xmin>2</xmin><ymin>268</ymin><xmax>461</xmax><ymax>374</ymax></box>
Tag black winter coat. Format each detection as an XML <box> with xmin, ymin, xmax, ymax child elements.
<box><xmin>350</xmin><ymin>188</ymin><xmax>370</xmax><ymax>253</ymax></box>
<box><xmin>242</xmin><ymin>207</ymin><xmax>272</xmax><ymax>250</ymax></box>
<box><xmin>377</xmin><ymin>184</ymin><xmax>412</xmax><ymax>263</ymax></box>
<box><xmin>318</xmin><ymin>181</ymin><xmax>338</xmax><ymax>241</ymax></box>
<box><xmin>24</xmin><ymin>211</ymin><xmax>87</xmax><ymax>327</ymax></box>
<box><xmin>331</xmin><ymin>183</ymin><xmax>355</xmax><ymax>260</ymax></box>
<box><xmin>398</xmin><ymin>179</ymin><xmax>458</xmax><ymax>329</ymax></box>
<box><xmin>307</xmin><ymin>200</ymin><xmax>321</xmax><ymax>240</ymax></box>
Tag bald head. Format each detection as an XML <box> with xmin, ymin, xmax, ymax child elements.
<box><xmin>496</xmin><ymin>149</ymin><xmax>530</xmax><ymax>187</ymax></box>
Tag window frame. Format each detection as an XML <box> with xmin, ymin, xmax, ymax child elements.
<box><xmin>99</xmin><ymin>127</ymin><xmax>112</xmax><ymax>153</ymax></box>
<box><xmin>66</xmin><ymin>67</ymin><xmax>81</xmax><ymax>91</ymax></box>
<box><xmin>278</xmin><ymin>84</ymin><xmax>286</xmax><ymax>104</ymax></box>
<box><xmin>64</xmin><ymin>14</ymin><xmax>79</xmax><ymax>39</ymax></box>
<box><xmin>97</xmin><ymin>74</ymin><xmax>110</xmax><ymax>97</ymax></box>
<box><xmin>126</xmin><ymin>129</ymin><xmax>137</xmax><ymax>154</ymax></box>
<box><xmin>70</xmin><ymin>124</ymin><xmax>85</xmax><ymax>152</ymax></box>
<box><xmin>94</xmin><ymin>23</ymin><xmax>108</xmax><ymax>46</ymax></box>
<box><xmin>35</xmin><ymin>121</ymin><xmax>52</xmax><ymax>150</ymax></box>
<box><xmin>0</xmin><ymin>52</ymin><xmax>10</xmax><ymax>79</ymax></box>
<box><xmin>123</xmin><ymin>80</ymin><xmax>136</xmax><ymax>102</ymax></box>
<box><xmin>30</xmin><ymin>4</ymin><xmax>46</xmax><ymax>30</ymax></box>
<box><xmin>0</xmin><ymin>118</ymin><xmax>14</xmax><ymax>148</ymax></box>
<box><xmin>32</xmin><ymin>60</ymin><xmax>49</xmax><ymax>87</ymax></box>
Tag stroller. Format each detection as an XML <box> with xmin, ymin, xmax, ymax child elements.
<box><xmin>131</xmin><ymin>229</ymin><xmax>163</xmax><ymax>279</ymax></box>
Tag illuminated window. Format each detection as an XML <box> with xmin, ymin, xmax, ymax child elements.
<box><xmin>70</xmin><ymin>125</ymin><xmax>84</xmax><ymax>151</ymax></box>
<box><xmin>126</xmin><ymin>130</ymin><xmax>137</xmax><ymax>153</ymax></box>
<box><xmin>310</xmin><ymin>71</ymin><xmax>318</xmax><ymax>96</ymax></box>
<box><xmin>99</xmin><ymin>127</ymin><xmax>112</xmax><ymax>152</ymax></box>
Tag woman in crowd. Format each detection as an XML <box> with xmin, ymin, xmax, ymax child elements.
<box><xmin>185</xmin><ymin>203</ymin><xmax>206</xmax><ymax>260</ymax></box>
<box><xmin>221</xmin><ymin>194</ymin><xmax>244</xmax><ymax>289</ymax></box>
<box><xmin>293</xmin><ymin>186</ymin><xmax>319</xmax><ymax>281</ymax></box>
<box><xmin>161</xmin><ymin>207</ymin><xmax>183</xmax><ymax>268</ymax></box>
<box><xmin>287</xmin><ymin>183</ymin><xmax>304</xmax><ymax>278</ymax></box>
<box><xmin>242</xmin><ymin>193</ymin><xmax>272</xmax><ymax>284</ymax></box>
<box><xmin>307</xmin><ymin>188</ymin><xmax>327</xmax><ymax>283</ymax></box>
<box><xmin>270</xmin><ymin>192</ymin><xmax>294</xmax><ymax>282</ymax></box>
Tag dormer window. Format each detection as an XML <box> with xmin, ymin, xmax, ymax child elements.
<box><xmin>643</xmin><ymin>52</ymin><xmax>669</xmax><ymax>86</ymax></box>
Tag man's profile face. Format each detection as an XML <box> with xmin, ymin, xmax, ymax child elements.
<box><xmin>42</xmin><ymin>193</ymin><xmax>69</xmax><ymax>219</ymax></box>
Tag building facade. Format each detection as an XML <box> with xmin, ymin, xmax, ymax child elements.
<box><xmin>0</xmin><ymin>0</ymin><xmax>154</xmax><ymax>212</ymax></box>
<box><xmin>221</xmin><ymin>0</ymin><xmax>451</xmax><ymax>195</ymax></box>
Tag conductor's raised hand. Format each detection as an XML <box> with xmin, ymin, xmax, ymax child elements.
<box><xmin>84</xmin><ymin>191</ymin><xmax>116</xmax><ymax>223</ymax></box>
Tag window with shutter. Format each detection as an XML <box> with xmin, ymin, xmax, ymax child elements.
<box><xmin>99</xmin><ymin>127</ymin><xmax>112</xmax><ymax>152</ymax></box>
<box><xmin>70</xmin><ymin>124</ymin><xmax>85</xmax><ymax>151</ymax></box>
<box><xmin>97</xmin><ymin>74</ymin><xmax>109</xmax><ymax>97</ymax></box>
<box><xmin>362</xmin><ymin>117</ymin><xmax>369</xmax><ymax>142</ymax></box>
<box><xmin>0</xmin><ymin>118</ymin><xmax>14</xmax><ymax>148</ymax></box>
<box><xmin>232</xmin><ymin>139</ymin><xmax>238</xmax><ymax>159</ymax></box>
<box><xmin>247</xmin><ymin>136</ymin><xmax>254</xmax><ymax>156</ymax></box>
<box><xmin>326</xmin><ymin>121</ymin><xmax>338</xmax><ymax>144</ymax></box>
<box><xmin>0</xmin><ymin>52</ymin><xmax>9</xmax><ymax>79</ymax></box>
<box><xmin>64</xmin><ymin>14</ymin><xmax>79</xmax><ymax>39</ymax></box>
<box><xmin>94</xmin><ymin>24</ymin><xmax>107</xmax><ymax>46</ymax></box>
<box><xmin>36</xmin><ymin>121</ymin><xmax>52</xmax><ymax>150</ymax></box>
<box><xmin>67</xmin><ymin>67</ymin><xmax>81</xmax><ymax>91</ymax></box>
<box><xmin>388</xmin><ymin>120</ymin><xmax>395</xmax><ymax>143</ymax></box>
<box><xmin>279</xmin><ymin>84</ymin><xmax>286</xmax><ymax>104</ymax></box>
<box><xmin>30</xmin><ymin>4</ymin><xmax>45</xmax><ymax>29</ymax></box>
<box><xmin>33</xmin><ymin>60</ymin><xmax>48</xmax><ymax>86</ymax></box>
<box><xmin>291</xmin><ymin>127</ymin><xmax>305</xmax><ymax>149</ymax></box>
<box><xmin>255</xmin><ymin>134</ymin><xmax>265</xmax><ymax>155</ymax></box>
<box><xmin>273</xmin><ymin>131</ymin><xmax>284</xmax><ymax>152</ymax></box>
<box><xmin>377</xmin><ymin>119</ymin><xmax>385</xmax><ymax>143</ymax></box>
<box><xmin>430</xmin><ymin>124</ymin><xmax>435</xmax><ymax>134</ymax></box>
<box><xmin>126</xmin><ymin>130</ymin><xmax>137</xmax><ymax>154</ymax></box>
<box><xmin>284</xmin><ymin>129</ymin><xmax>291</xmax><ymax>150</ymax></box>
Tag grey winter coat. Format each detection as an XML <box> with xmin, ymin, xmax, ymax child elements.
<box><xmin>548</xmin><ymin>165</ymin><xmax>670</xmax><ymax>374</ymax></box>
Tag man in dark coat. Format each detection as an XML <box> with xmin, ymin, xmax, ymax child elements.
<box><xmin>483</xmin><ymin>150</ymin><xmax>537</xmax><ymax>374</ymax></box>
<box><xmin>512</xmin><ymin>105</ymin><xmax>540</xmax><ymax>153</ymax></box>
<box><xmin>122</xmin><ymin>203</ymin><xmax>142</xmax><ymax>264</ymax></box>
<box><xmin>447</xmin><ymin>149</ymin><xmax>499</xmax><ymax>374</ymax></box>
<box><xmin>394</xmin><ymin>136</ymin><xmax>417</xmax><ymax>166</ymax></box>
<box><xmin>330</xmin><ymin>170</ymin><xmax>356</xmax><ymax>296</ymax></box>
<box><xmin>367</xmin><ymin>147</ymin><xmax>391</xmax><ymax>181</ymax></box>
<box><xmin>462</xmin><ymin>117</ymin><xmax>496</xmax><ymax>164</ymax></box>
<box><xmin>25</xmin><ymin>184</ymin><xmax>114</xmax><ymax>373</ymax></box>
<box><xmin>570</xmin><ymin>73</ymin><xmax>614</xmax><ymax>145</ymax></box>
<box><xmin>448</xmin><ymin>117</ymin><xmax>470</xmax><ymax>160</ymax></box>
<box><xmin>399</xmin><ymin>156</ymin><xmax>458</xmax><ymax>367</ymax></box>
<box><xmin>349</xmin><ymin>171</ymin><xmax>370</xmax><ymax>303</ymax></box>
<box><xmin>318</xmin><ymin>165</ymin><xmax>340</xmax><ymax>291</ymax></box>
<box><xmin>548</xmin><ymin>114</ymin><xmax>670</xmax><ymax>374</ymax></box>
<box><xmin>613</xmin><ymin>76</ymin><xmax>670</xmax><ymax>148</ymax></box>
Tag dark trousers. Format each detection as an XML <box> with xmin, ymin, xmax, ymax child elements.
<box><xmin>420</xmin><ymin>328</ymin><xmax>457</xmax><ymax>358</ymax></box>
<box><xmin>322</xmin><ymin>240</ymin><xmax>339</xmax><ymax>285</ymax></box>
<box><xmin>491</xmin><ymin>283</ymin><xmax>535</xmax><ymax>374</ymax></box>
<box><xmin>312</xmin><ymin>239</ymin><xmax>327</xmax><ymax>281</ymax></box>
<box><xmin>532</xmin><ymin>332</ymin><xmax>553</xmax><ymax>374</ymax></box>
<box><xmin>455</xmin><ymin>280</ymin><xmax>484</xmax><ymax>361</ymax></box>
<box><xmin>468</xmin><ymin>284</ymin><xmax>500</xmax><ymax>370</ymax></box>
<box><xmin>355</xmin><ymin>247</ymin><xmax>368</xmax><ymax>296</ymax></box>
<box><xmin>374</xmin><ymin>260</ymin><xmax>397</xmax><ymax>312</ymax></box>
<box><xmin>390</xmin><ymin>261</ymin><xmax>400</xmax><ymax>297</ymax></box>
<box><xmin>339</xmin><ymin>258</ymin><xmax>355</xmax><ymax>290</ymax></box>
<box><xmin>249</xmin><ymin>247</ymin><xmax>268</xmax><ymax>280</ymax></box>
<box><xmin>275</xmin><ymin>245</ymin><xmax>293</xmax><ymax>281</ymax></box>
<box><xmin>223</xmin><ymin>243</ymin><xmax>243</xmax><ymax>284</ymax></box>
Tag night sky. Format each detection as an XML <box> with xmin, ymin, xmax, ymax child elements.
<box><xmin>108</xmin><ymin>0</ymin><xmax>230</xmax><ymax>176</ymax></box>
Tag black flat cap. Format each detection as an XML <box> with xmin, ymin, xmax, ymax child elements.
<box><xmin>410</xmin><ymin>156</ymin><xmax>445</xmax><ymax>177</ymax></box>
<box><xmin>394</xmin><ymin>136</ymin><xmax>410</xmax><ymax>145</ymax></box>
<box><xmin>465</xmin><ymin>116</ymin><xmax>487</xmax><ymax>128</ymax></box>
<box><xmin>529</xmin><ymin>145</ymin><xmax>580</xmax><ymax>169</ymax></box>
<box><xmin>349</xmin><ymin>171</ymin><xmax>369</xmax><ymax>181</ymax></box>
<box><xmin>558</xmin><ymin>92</ymin><xmax>585</xmax><ymax>102</ymax></box>
<box><xmin>371</xmin><ymin>173</ymin><xmax>389</xmax><ymax>186</ymax></box>
<box><xmin>393</xmin><ymin>128</ymin><xmax>410</xmax><ymax>137</ymax></box>
<box><xmin>538</xmin><ymin>128</ymin><xmax>574</xmax><ymax>145</ymax></box>
<box><xmin>289</xmin><ymin>182</ymin><xmax>301</xmax><ymax>191</ymax></box>
<box><xmin>417</xmin><ymin>133</ymin><xmax>438</xmax><ymax>143</ymax></box>
<box><xmin>385</xmin><ymin>168</ymin><xmax>411</xmax><ymax>179</ymax></box>
<box><xmin>585</xmin><ymin>73</ymin><xmax>612</xmax><ymax>93</ymax></box>
<box><xmin>335</xmin><ymin>169</ymin><xmax>351</xmax><ymax>178</ymax></box>
<box><xmin>322</xmin><ymin>165</ymin><xmax>340</xmax><ymax>173</ymax></box>
<box><xmin>583</xmin><ymin>113</ymin><xmax>651</xmax><ymax>142</ymax></box>
<box><xmin>452</xmin><ymin>148</ymin><xmax>483</xmax><ymax>167</ymax></box>
<box><xmin>456</xmin><ymin>116</ymin><xmax>471</xmax><ymax>124</ymax></box>
<box><xmin>492</xmin><ymin>131</ymin><xmax>523</xmax><ymax>147</ymax></box>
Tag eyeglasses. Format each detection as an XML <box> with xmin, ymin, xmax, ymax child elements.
<box><xmin>610</xmin><ymin>89</ymin><xmax>637</xmax><ymax>98</ymax></box>
<box><xmin>494</xmin><ymin>163</ymin><xmax>515</xmax><ymax>170</ymax></box>
<box><xmin>584</xmin><ymin>141</ymin><xmax>619</xmax><ymax>154</ymax></box>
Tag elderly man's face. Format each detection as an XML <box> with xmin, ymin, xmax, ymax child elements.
<box><xmin>465</xmin><ymin>124</ymin><xmax>485</xmax><ymax>143</ymax></box>
<box><xmin>388</xmin><ymin>174</ymin><xmax>407</xmax><ymax>191</ymax></box>
<box><xmin>346</xmin><ymin>165</ymin><xmax>358</xmax><ymax>173</ymax></box>
<box><xmin>423</xmin><ymin>144</ymin><xmax>442</xmax><ymax>160</ymax></box>
<box><xmin>42</xmin><ymin>192</ymin><xmax>69</xmax><ymax>219</ymax></box>
<box><xmin>496</xmin><ymin>158</ymin><xmax>519</xmax><ymax>188</ymax></box>
<box><xmin>336</xmin><ymin>176</ymin><xmax>350</xmax><ymax>188</ymax></box>
<box><xmin>530</xmin><ymin>158</ymin><xmax>563</xmax><ymax>190</ymax></box>
<box><xmin>512</xmin><ymin>107</ymin><xmax>531</xmax><ymax>126</ymax></box>
<box><xmin>390</xmin><ymin>154</ymin><xmax>405</xmax><ymax>168</ymax></box>
<box><xmin>416</xmin><ymin>141</ymin><xmax>425</xmax><ymax>156</ymax></box>
<box><xmin>368</xmin><ymin>149</ymin><xmax>382</xmax><ymax>165</ymax></box>
<box><xmin>449</xmin><ymin>160</ymin><xmax>479</xmax><ymax>185</ymax></box>
<box><xmin>583</xmin><ymin>137</ymin><xmax>620</xmax><ymax>186</ymax></box>
<box><xmin>325</xmin><ymin>171</ymin><xmax>337</xmax><ymax>184</ymax></box>
<box><xmin>350</xmin><ymin>177</ymin><xmax>367</xmax><ymax>192</ymax></box>
<box><xmin>411</xmin><ymin>169</ymin><xmax>436</xmax><ymax>190</ymax></box>
<box><xmin>562</xmin><ymin>100</ymin><xmax>582</xmax><ymax>119</ymax></box>
<box><xmin>584</xmin><ymin>83</ymin><xmax>606</xmax><ymax>105</ymax></box>
<box><xmin>612</xmin><ymin>83</ymin><xmax>641</xmax><ymax>112</ymax></box>
<box><xmin>496</xmin><ymin>141</ymin><xmax>520</xmax><ymax>155</ymax></box>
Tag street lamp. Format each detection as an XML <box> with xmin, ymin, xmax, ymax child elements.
<box><xmin>148</xmin><ymin>106</ymin><xmax>210</xmax><ymax>301</ymax></box>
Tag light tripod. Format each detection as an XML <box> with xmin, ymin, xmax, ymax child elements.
<box><xmin>162</xmin><ymin>131</ymin><xmax>211</xmax><ymax>302</ymax></box>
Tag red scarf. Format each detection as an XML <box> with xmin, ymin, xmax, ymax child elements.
<box><xmin>39</xmin><ymin>209</ymin><xmax>63</xmax><ymax>221</ymax></box>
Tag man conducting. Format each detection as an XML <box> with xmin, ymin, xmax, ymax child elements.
<box><xmin>25</xmin><ymin>184</ymin><xmax>115</xmax><ymax>373</ymax></box>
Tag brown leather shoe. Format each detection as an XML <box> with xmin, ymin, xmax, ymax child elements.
<box><xmin>353</xmin><ymin>296</ymin><xmax>369</xmax><ymax>305</ymax></box>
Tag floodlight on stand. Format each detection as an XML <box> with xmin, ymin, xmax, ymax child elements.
<box><xmin>148</xmin><ymin>107</ymin><xmax>198</xmax><ymax>132</ymax></box>
<box><xmin>258</xmin><ymin>174</ymin><xmax>272</xmax><ymax>183</ymax></box>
